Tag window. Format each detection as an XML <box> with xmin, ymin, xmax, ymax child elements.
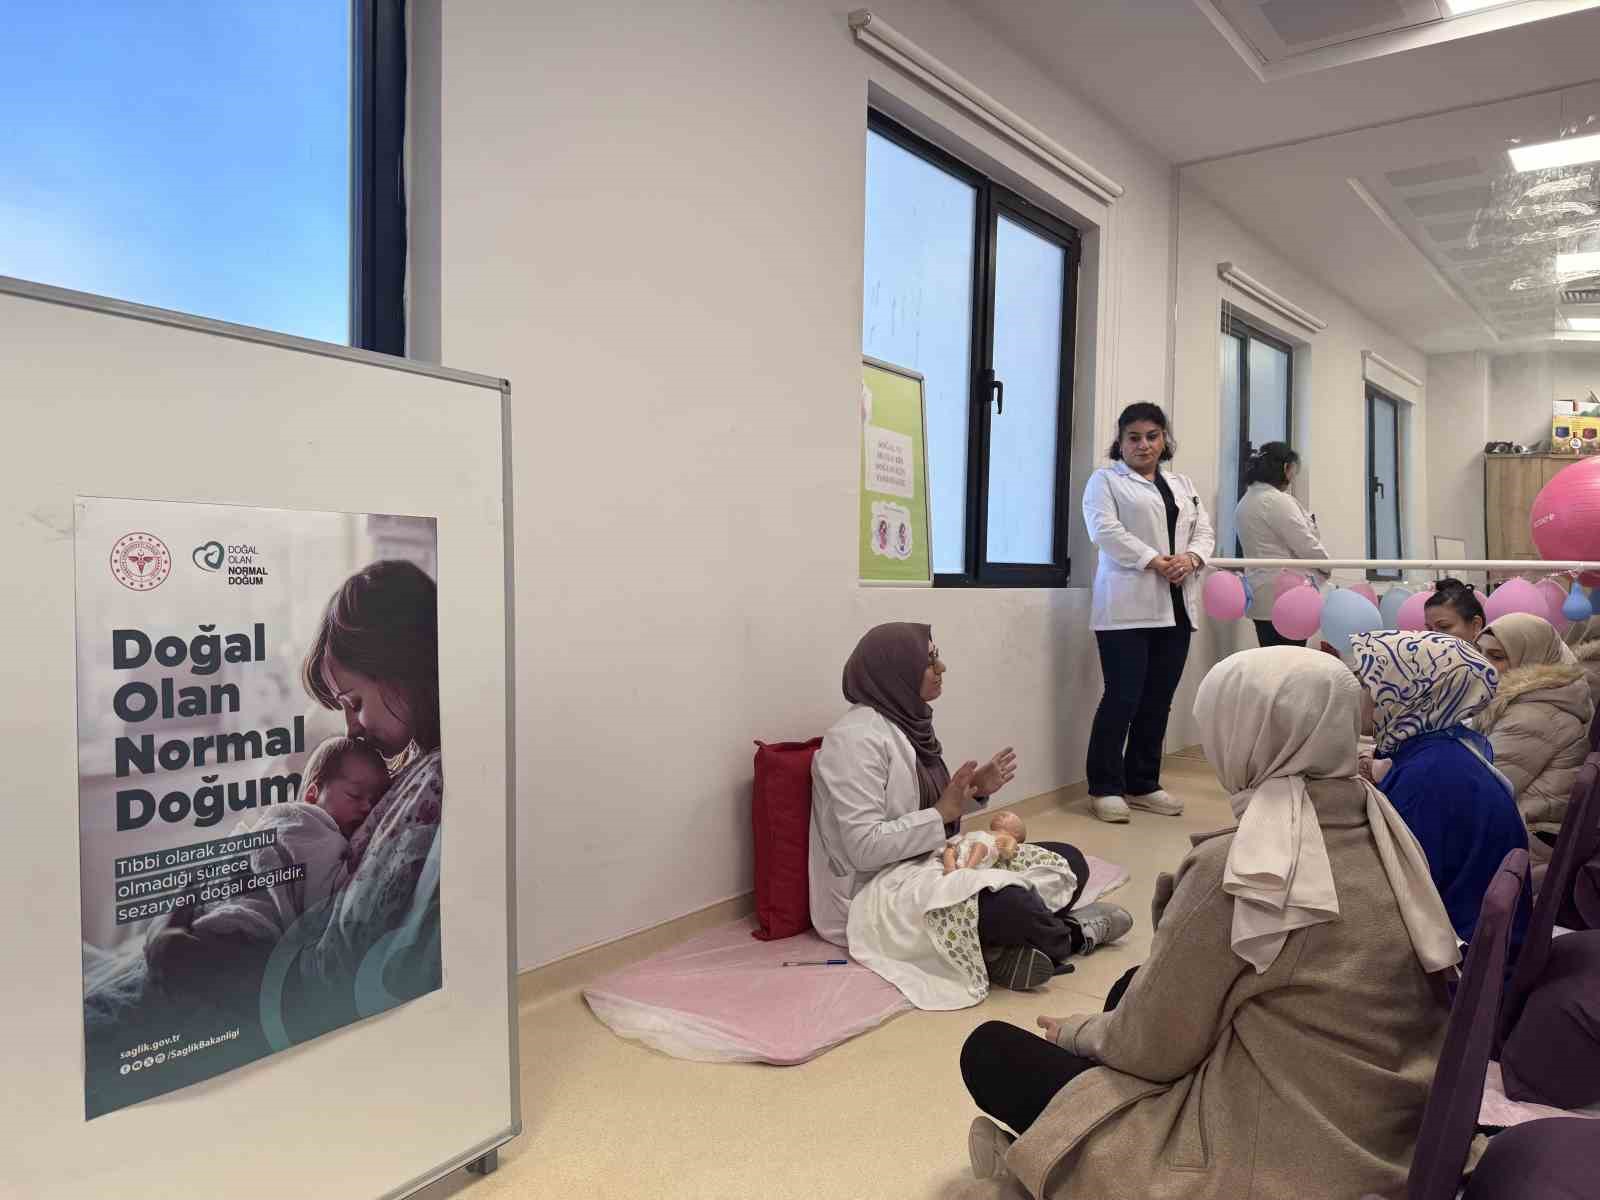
<box><xmin>862</xmin><ymin>113</ymin><xmax>1080</xmax><ymax>586</ymax></box>
<box><xmin>0</xmin><ymin>2</ymin><xmax>405</xmax><ymax>353</ymax></box>
<box><xmin>1367</xmin><ymin>386</ymin><xmax>1403</xmax><ymax>576</ymax></box>
<box><xmin>1216</xmin><ymin>310</ymin><xmax>1293</xmax><ymax>554</ymax></box>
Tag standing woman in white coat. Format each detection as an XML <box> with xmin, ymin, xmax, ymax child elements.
<box><xmin>1234</xmin><ymin>442</ymin><xmax>1330</xmax><ymax>648</ymax></box>
<box><xmin>1082</xmin><ymin>404</ymin><xmax>1215</xmax><ymax>823</ymax></box>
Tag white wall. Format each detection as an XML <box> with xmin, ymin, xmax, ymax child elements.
<box><xmin>1487</xmin><ymin>350</ymin><xmax>1600</xmax><ymax>447</ymax></box>
<box><xmin>437</xmin><ymin>0</ymin><xmax>1178</xmax><ymax>969</ymax></box>
<box><xmin>1425</xmin><ymin>351</ymin><xmax>1490</xmax><ymax>560</ymax></box>
<box><xmin>1174</xmin><ymin>182</ymin><xmax>1428</xmax><ymax>637</ymax></box>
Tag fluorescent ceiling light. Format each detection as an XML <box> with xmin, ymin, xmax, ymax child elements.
<box><xmin>1557</xmin><ymin>251</ymin><xmax>1600</xmax><ymax>277</ymax></box>
<box><xmin>1567</xmin><ymin>317</ymin><xmax>1600</xmax><ymax>331</ymax></box>
<box><xmin>1510</xmin><ymin>132</ymin><xmax>1600</xmax><ymax>173</ymax></box>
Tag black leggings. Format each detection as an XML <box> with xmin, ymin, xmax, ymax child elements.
<box><xmin>1253</xmin><ymin>620</ymin><xmax>1305</xmax><ymax>649</ymax></box>
<box><xmin>975</xmin><ymin>841</ymin><xmax>1090</xmax><ymax>962</ymax></box>
<box><xmin>960</xmin><ymin>966</ymin><xmax>1139</xmax><ymax>1135</ymax></box>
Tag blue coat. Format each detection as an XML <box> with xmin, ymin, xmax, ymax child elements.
<box><xmin>1380</xmin><ymin>728</ymin><xmax>1529</xmax><ymax>945</ymax></box>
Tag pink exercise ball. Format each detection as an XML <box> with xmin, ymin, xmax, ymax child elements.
<box><xmin>1202</xmin><ymin>571</ymin><xmax>1247</xmax><ymax>622</ymax></box>
<box><xmin>1351</xmin><ymin>583</ymin><xmax>1379</xmax><ymax>606</ymax></box>
<box><xmin>1531</xmin><ymin>458</ymin><xmax>1600</xmax><ymax>563</ymax></box>
<box><xmin>1484</xmin><ymin>578</ymin><xmax>1545</xmax><ymax>624</ymax></box>
<box><xmin>1397</xmin><ymin>591</ymin><xmax>1429</xmax><ymax>631</ymax></box>
<box><xmin>1274</xmin><ymin>569</ymin><xmax>1307</xmax><ymax>602</ymax></box>
<box><xmin>1537</xmin><ymin>578</ymin><xmax>1573</xmax><ymax>631</ymax></box>
<box><xmin>1273</xmin><ymin>585</ymin><xmax>1323</xmax><ymax>641</ymax></box>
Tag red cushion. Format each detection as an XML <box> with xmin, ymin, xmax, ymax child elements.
<box><xmin>751</xmin><ymin>738</ymin><xmax>822</xmax><ymax>941</ymax></box>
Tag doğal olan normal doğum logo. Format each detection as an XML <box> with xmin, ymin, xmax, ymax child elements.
<box><xmin>110</xmin><ymin>532</ymin><xmax>173</xmax><ymax>592</ymax></box>
<box><xmin>193</xmin><ymin>541</ymin><xmax>225</xmax><ymax>571</ymax></box>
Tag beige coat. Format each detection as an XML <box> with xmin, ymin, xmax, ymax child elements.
<box><xmin>1006</xmin><ymin>779</ymin><xmax>1447</xmax><ymax>1200</ymax></box>
<box><xmin>1477</xmin><ymin>663</ymin><xmax>1593</xmax><ymax>841</ymax></box>
<box><xmin>1576</xmin><ymin>638</ymin><xmax>1600</xmax><ymax>710</ymax></box>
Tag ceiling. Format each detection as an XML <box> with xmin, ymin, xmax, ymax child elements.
<box><xmin>1181</xmin><ymin>82</ymin><xmax>1600</xmax><ymax>354</ymax></box>
<box><xmin>956</xmin><ymin>0</ymin><xmax>1600</xmax><ymax>163</ymax></box>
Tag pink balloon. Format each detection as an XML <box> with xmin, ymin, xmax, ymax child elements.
<box><xmin>1202</xmin><ymin>571</ymin><xmax>1247</xmax><ymax>622</ymax></box>
<box><xmin>1484</xmin><ymin>578</ymin><xmax>1545</xmax><ymax>624</ymax></box>
<box><xmin>1397</xmin><ymin>591</ymin><xmax>1429</xmax><ymax>631</ymax></box>
<box><xmin>1536</xmin><ymin>578</ymin><xmax>1572</xmax><ymax>631</ymax></box>
<box><xmin>1274</xmin><ymin>569</ymin><xmax>1307</xmax><ymax>602</ymax></box>
<box><xmin>1272</xmin><ymin>585</ymin><xmax>1323</xmax><ymax>641</ymax></box>
<box><xmin>1351</xmin><ymin>583</ymin><xmax>1379</xmax><ymax>606</ymax></box>
<box><xmin>1532</xmin><ymin>457</ymin><xmax>1600</xmax><ymax>562</ymax></box>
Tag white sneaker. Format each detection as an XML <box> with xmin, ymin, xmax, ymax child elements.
<box><xmin>968</xmin><ymin>1115</ymin><xmax>1016</xmax><ymax>1181</ymax></box>
<box><xmin>1092</xmin><ymin>794</ymin><xmax>1131</xmax><ymax>823</ymax></box>
<box><xmin>1128</xmin><ymin>789</ymin><xmax>1183</xmax><ymax>816</ymax></box>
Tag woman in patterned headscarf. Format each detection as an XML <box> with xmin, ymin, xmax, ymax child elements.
<box><xmin>1351</xmin><ymin>632</ymin><xmax>1528</xmax><ymax>943</ymax></box>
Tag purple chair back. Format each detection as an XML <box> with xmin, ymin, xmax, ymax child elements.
<box><xmin>1406</xmin><ymin>849</ymin><xmax>1529</xmax><ymax>1200</ymax></box>
<box><xmin>1500</xmin><ymin>758</ymin><xmax>1600</xmax><ymax>1050</ymax></box>
<box><xmin>1590</xmin><ymin>706</ymin><xmax>1600</xmax><ymax>754</ymax></box>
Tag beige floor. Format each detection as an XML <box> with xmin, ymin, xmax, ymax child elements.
<box><xmin>419</xmin><ymin>753</ymin><xmax>1231</xmax><ymax>1200</ymax></box>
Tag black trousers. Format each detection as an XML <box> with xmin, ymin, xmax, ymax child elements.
<box><xmin>974</xmin><ymin>842</ymin><xmax>1089</xmax><ymax>962</ymax></box>
<box><xmin>960</xmin><ymin>966</ymin><xmax>1140</xmax><ymax>1135</ymax></box>
<box><xmin>1253</xmin><ymin>619</ymin><xmax>1305</xmax><ymax>649</ymax></box>
<box><xmin>1087</xmin><ymin>621</ymin><xmax>1192</xmax><ymax>798</ymax></box>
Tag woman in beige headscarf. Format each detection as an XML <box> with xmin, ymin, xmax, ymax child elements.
<box><xmin>1477</xmin><ymin>612</ymin><xmax>1595</xmax><ymax>860</ymax></box>
<box><xmin>957</xmin><ymin>647</ymin><xmax>1457</xmax><ymax>1200</ymax></box>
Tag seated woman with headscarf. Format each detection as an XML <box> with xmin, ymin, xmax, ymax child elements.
<box><xmin>1351</xmin><ymin>632</ymin><xmax>1528</xmax><ymax>944</ymax></box>
<box><xmin>956</xmin><ymin>647</ymin><xmax>1458</xmax><ymax>1199</ymax></box>
<box><xmin>1475</xmin><ymin>612</ymin><xmax>1595</xmax><ymax>863</ymax></box>
<box><xmin>810</xmin><ymin>623</ymin><xmax>1131</xmax><ymax>996</ymax></box>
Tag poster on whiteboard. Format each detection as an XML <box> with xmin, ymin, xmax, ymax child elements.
<box><xmin>860</xmin><ymin>357</ymin><xmax>933</xmax><ymax>585</ymax></box>
<box><xmin>75</xmin><ymin>497</ymin><xmax>444</xmax><ymax>1118</ymax></box>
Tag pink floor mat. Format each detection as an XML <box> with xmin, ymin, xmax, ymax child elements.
<box><xmin>583</xmin><ymin>853</ymin><xmax>1131</xmax><ymax>1065</ymax></box>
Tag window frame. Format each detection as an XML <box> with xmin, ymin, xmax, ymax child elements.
<box><xmin>1221</xmin><ymin>309</ymin><xmax>1295</xmax><ymax>505</ymax></box>
<box><xmin>350</xmin><ymin>0</ymin><xmax>408</xmax><ymax>356</ymax></box>
<box><xmin>1366</xmin><ymin>384</ymin><xmax>1404</xmax><ymax>580</ymax></box>
<box><xmin>866</xmin><ymin>111</ymin><xmax>1081</xmax><ymax>588</ymax></box>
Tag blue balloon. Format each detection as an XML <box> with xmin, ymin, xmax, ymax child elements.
<box><xmin>1321</xmin><ymin>587</ymin><xmax>1384</xmax><ymax>655</ymax></box>
<box><xmin>1241</xmin><ymin>576</ymin><xmax>1255</xmax><ymax>608</ymax></box>
<box><xmin>1378</xmin><ymin>587</ymin><xmax>1412</xmax><ymax>629</ymax></box>
<box><xmin>1563</xmin><ymin>583</ymin><xmax>1592</xmax><ymax>623</ymax></box>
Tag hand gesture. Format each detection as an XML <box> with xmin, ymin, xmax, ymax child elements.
<box><xmin>1036</xmin><ymin>1015</ymin><xmax>1064</xmax><ymax>1045</ymax></box>
<box><xmin>934</xmin><ymin>761</ymin><xmax>979</xmax><ymax>826</ymax></box>
<box><xmin>973</xmin><ymin>748</ymin><xmax>1017</xmax><ymax>797</ymax></box>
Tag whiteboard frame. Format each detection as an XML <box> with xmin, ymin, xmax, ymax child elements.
<box><xmin>0</xmin><ymin>274</ymin><xmax>523</xmax><ymax>1198</ymax></box>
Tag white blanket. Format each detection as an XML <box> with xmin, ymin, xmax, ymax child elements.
<box><xmin>846</xmin><ymin>844</ymin><xmax>1078</xmax><ymax>1011</ymax></box>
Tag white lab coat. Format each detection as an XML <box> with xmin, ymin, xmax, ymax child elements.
<box><xmin>1233</xmin><ymin>482</ymin><xmax>1331</xmax><ymax>620</ymax></box>
<box><xmin>1082</xmin><ymin>462</ymin><xmax>1216</xmax><ymax>632</ymax></box>
<box><xmin>808</xmin><ymin>705</ymin><xmax>947</xmax><ymax>947</ymax></box>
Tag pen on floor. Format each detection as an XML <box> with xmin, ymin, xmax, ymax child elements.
<box><xmin>781</xmin><ymin>959</ymin><xmax>848</xmax><ymax>966</ymax></box>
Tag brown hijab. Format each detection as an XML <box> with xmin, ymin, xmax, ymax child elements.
<box><xmin>842</xmin><ymin>622</ymin><xmax>951</xmax><ymax>812</ymax></box>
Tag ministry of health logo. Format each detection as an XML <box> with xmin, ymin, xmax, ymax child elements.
<box><xmin>110</xmin><ymin>532</ymin><xmax>172</xmax><ymax>592</ymax></box>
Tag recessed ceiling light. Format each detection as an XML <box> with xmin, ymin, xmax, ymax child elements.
<box><xmin>1557</xmin><ymin>251</ymin><xmax>1600</xmax><ymax>278</ymax></box>
<box><xmin>1567</xmin><ymin>317</ymin><xmax>1600</xmax><ymax>331</ymax></box>
<box><xmin>1509</xmin><ymin>132</ymin><xmax>1600</xmax><ymax>173</ymax></box>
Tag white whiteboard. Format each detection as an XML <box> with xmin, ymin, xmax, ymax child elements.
<box><xmin>0</xmin><ymin>278</ymin><xmax>519</xmax><ymax>1200</ymax></box>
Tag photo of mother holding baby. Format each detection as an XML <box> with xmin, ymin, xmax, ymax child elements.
<box><xmin>111</xmin><ymin>559</ymin><xmax>444</xmax><ymax>1052</ymax></box>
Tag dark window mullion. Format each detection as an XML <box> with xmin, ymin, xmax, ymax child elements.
<box><xmin>972</xmin><ymin>185</ymin><xmax>1000</xmax><ymax>584</ymax></box>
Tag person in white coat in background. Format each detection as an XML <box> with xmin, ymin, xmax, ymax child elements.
<box><xmin>1234</xmin><ymin>442</ymin><xmax>1330</xmax><ymax>648</ymax></box>
<box><xmin>1082</xmin><ymin>404</ymin><xmax>1215</xmax><ymax>824</ymax></box>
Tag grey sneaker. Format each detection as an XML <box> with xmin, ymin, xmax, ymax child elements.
<box><xmin>968</xmin><ymin>1115</ymin><xmax>1016</xmax><ymax>1181</ymax></box>
<box><xmin>985</xmin><ymin>944</ymin><xmax>1055</xmax><ymax>990</ymax></box>
<box><xmin>1070</xmin><ymin>902</ymin><xmax>1133</xmax><ymax>954</ymax></box>
<box><xmin>1128</xmin><ymin>789</ymin><xmax>1183</xmax><ymax>816</ymax></box>
<box><xmin>1092</xmin><ymin>794</ymin><xmax>1131</xmax><ymax>823</ymax></box>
